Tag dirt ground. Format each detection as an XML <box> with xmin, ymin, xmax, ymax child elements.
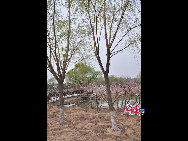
<box><xmin>47</xmin><ymin>105</ymin><xmax>141</xmax><ymax>141</ymax></box>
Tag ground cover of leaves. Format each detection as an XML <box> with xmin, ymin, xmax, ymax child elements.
<box><xmin>47</xmin><ymin>105</ymin><xmax>141</xmax><ymax>141</ymax></box>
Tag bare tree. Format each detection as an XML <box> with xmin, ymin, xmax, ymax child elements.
<box><xmin>77</xmin><ymin>0</ymin><xmax>141</xmax><ymax>130</ymax></box>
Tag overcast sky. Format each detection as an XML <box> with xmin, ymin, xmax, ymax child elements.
<box><xmin>47</xmin><ymin>48</ymin><xmax>141</xmax><ymax>79</ymax></box>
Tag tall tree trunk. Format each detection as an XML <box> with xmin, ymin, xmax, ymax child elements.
<box><xmin>104</xmin><ymin>73</ymin><xmax>119</xmax><ymax>131</ymax></box>
<box><xmin>58</xmin><ymin>82</ymin><xmax>65</xmax><ymax>124</ymax></box>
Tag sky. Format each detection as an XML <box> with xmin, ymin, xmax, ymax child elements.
<box><xmin>47</xmin><ymin>0</ymin><xmax>141</xmax><ymax>79</ymax></box>
<box><xmin>47</xmin><ymin>48</ymin><xmax>141</xmax><ymax>79</ymax></box>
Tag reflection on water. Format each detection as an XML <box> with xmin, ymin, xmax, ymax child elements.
<box><xmin>50</xmin><ymin>97</ymin><xmax>141</xmax><ymax>110</ymax></box>
<box><xmin>96</xmin><ymin>99</ymin><xmax>141</xmax><ymax>109</ymax></box>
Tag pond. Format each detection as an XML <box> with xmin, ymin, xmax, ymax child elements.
<box><xmin>49</xmin><ymin>95</ymin><xmax>141</xmax><ymax>110</ymax></box>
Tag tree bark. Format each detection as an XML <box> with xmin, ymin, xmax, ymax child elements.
<box><xmin>58</xmin><ymin>82</ymin><xmax>65</xmax><ymax>124</ymax></box>
<box><xmin>104</xmin><ymin>73</ymin><xmax>119</xmax><ymax>131</ymax></box>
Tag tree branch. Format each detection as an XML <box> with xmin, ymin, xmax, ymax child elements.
<box><xmin>84</xmin><ymin>0</ymin><xmax>105</xmax><ymax>74</ymax></box>
<box><xmin>111</xmin><ymin>24</ymin><xmax>141</xmax><ymax>53</ymax></box>
<box><xmin>47</xmin><ymin>56</ymin><xmax>60</xmax><ymax>83</ymax></box>
<box><xmin>110</xmin><ymin>41</ymin><xmax>135</xmax><ymax>58</ymax></box>
<box><xmin>103</xmin><ymin>0</ymin><xmax>110</xmax><ymax>74</ymax></box>
<box><xmin>103</xmin><ymin>0</ymin><xmax>108</xmax><ymax>48</ymax></box>
<box><xmin>109</xmin><ymin>4</ymin><xmax>116</xmax><ymax>44</ymax></box>
<box><xmin>52</xmin><ymin>0</ymin><xmax>62</xmax><ymax>78</ymax></box>
<box><xmin>110</xmin><ymin>1</ymin><xmax>129</xmax><ymax>47</ymax></box>
<box><xmin>112</xmin><ymin>94</ymin><xmax>122</xmax><ymax>105</ymax></box>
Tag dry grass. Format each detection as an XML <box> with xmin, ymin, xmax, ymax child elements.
<box><xmin>47</xmin><ymin>105</ymin><xmax>141</xmax><ymax>141</ymax></box>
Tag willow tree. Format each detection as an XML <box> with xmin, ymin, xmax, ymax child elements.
<box><xmin>47</xmin><ymin>0</ymin><xmax>91</xmax><ymax>124</ymax></box>
<box><xmin>77</xmin><ymin>0</ymin><xmax>141</xmax><ymax>130</ymax></box>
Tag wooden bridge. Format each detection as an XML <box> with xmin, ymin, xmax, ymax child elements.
<box><xmin>47</xmin><ymin>89</ymin><xmax>94</xmax><ymax>103</ymax></box>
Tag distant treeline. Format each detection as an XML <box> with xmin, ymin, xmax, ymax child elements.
<box><xmin>48</xmin><ymin>63</ymin><xmax>141</xmax><ymax>89</ymax></box>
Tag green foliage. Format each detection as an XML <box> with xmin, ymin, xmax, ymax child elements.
<box><xmin>109</xmin><ymin>75</ymin><xmax>124</xmax><ymax>85</ymax></box>
<box><xmin>93</xmin><ymin>76</ymin><xmax>105</xmax><ymax>86</ymax></box>
<box><xmin>66</xmin><ymin>63</ymin><xmax>102</xmax><ymax>88</ymax></box>
<box><xmin>109</xmin><ymin>75</ymin><xmax>118</xmax><ymax>84</ymax></box>
<box><xmin>91</xmin><ymin>75</ymin><xmax>125</xmax><ymax>86</ymax></box>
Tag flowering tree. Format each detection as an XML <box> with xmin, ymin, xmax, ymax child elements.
<box><xmin>77</xmin><ymin>0</ymin><xmax>141</xmax><ymax>130</ymax></box>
